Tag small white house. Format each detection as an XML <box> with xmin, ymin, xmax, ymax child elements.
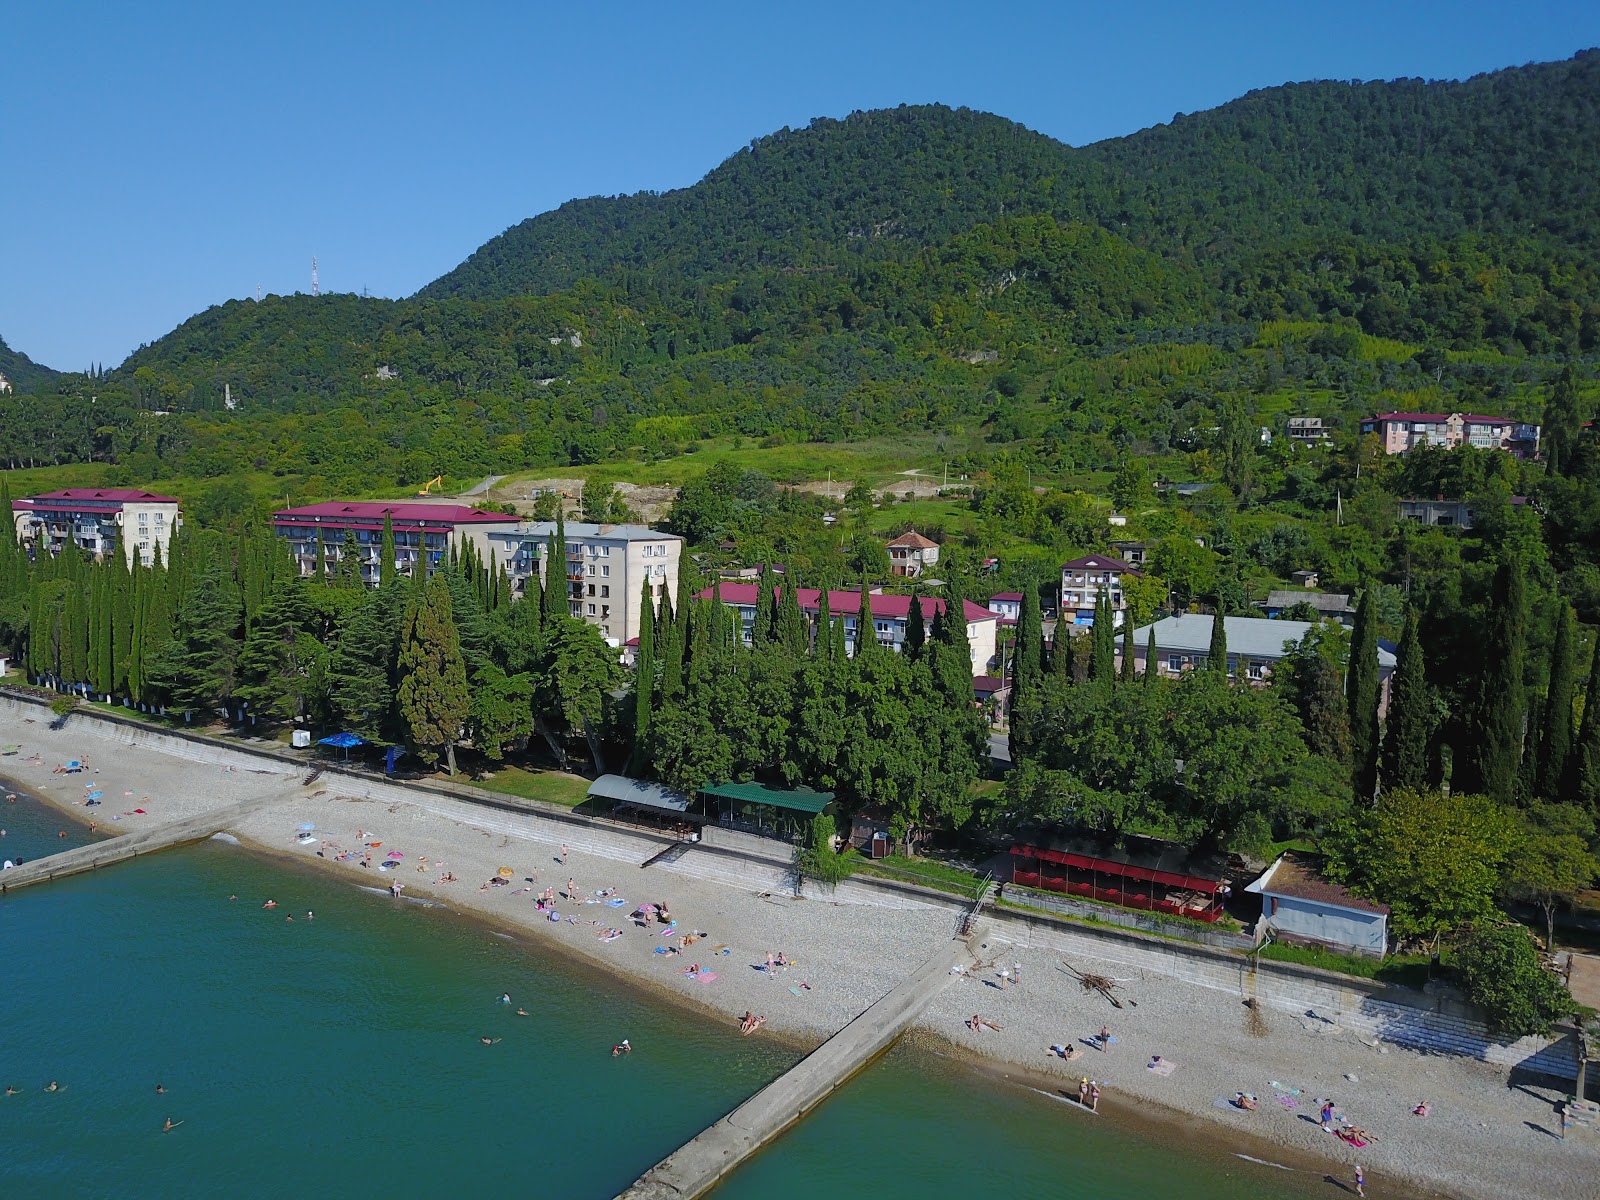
<box><xmin>1246</xmin><ymin>854</ymin><xmax>1389</xmax><ymax>957</ymax></box>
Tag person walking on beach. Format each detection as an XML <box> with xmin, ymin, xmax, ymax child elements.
<box><xmin>1078</xmin><ymin>1078</ymin><xmax>1089</xmax><ymax>1106</ymax></box>
<box><xmin>1099</xmin><ymin>1024</ymin><xmax>1111</xmax><ymax>1053</ymax></box>
<box><xmin>566</xmin><ymin>878</ymin><xmax>577</xmax><ymax>900</ymax></box>
<box><xmin>1321</xmin><ymin>1099</ymin><xmax>1336</xmax><ymax>1130</ymax></box>
<box><xmin>1353</xmin><ymin>1164</ymin><xmax>1365</xmax><ymax>1197</ymax></box>
<box><xmin>1089</xmin><ymin>1081</ymin><xmax>1101</xmax><ymax>1112</ymax></box>
<box><xmin>561</xmin><ymin>844</ymin><xmax>569</xmax><ymax>864</ymax></box>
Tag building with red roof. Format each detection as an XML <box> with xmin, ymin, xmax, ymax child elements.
<box><xmin>272</xmin><ymin>500</ymin><xmax>517</xmax><ymax>584</ymax></box>
<box><xmin>1059</xmin><ymin>554</ymin><xmax>1140</xmax><ymax>628</ymax></box>
<box><xmin>694</xmin><ymin>582</ymin><xmax>997</xmax><ymax>675</ymax></box>
<box><xmin>12</xmin><ymin>488</ymin><xmax>182</xmax><ymax>567</ymax></box>
<box><xmin>885</xmin><ymin>530</ymin><xmax>940</xmax><ymax>578</ymax></box>
<box><xmin>1360</xmin><ymin>412</ymin><xmax>1540</xmax><ymax>458</ymax></box>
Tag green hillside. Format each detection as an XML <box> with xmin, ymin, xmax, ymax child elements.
<box><xmin>422</xmin><ymin>51</ymin><xmax>1600</xmax><ymax>301</ymax></box>
<box><xmin>0</xmin><ymin>335</ymin><xmax>64</xmax><ymax>394</ymax></box>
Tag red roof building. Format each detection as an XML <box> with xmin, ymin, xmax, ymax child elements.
<box><xmin>885</xmin><ymin>529</ymin><xmax>941</xmax><ymax>578</ymax></box>
<box><xmin>1059</xmin><ymin>554</ymin><xmax>1141</xmax><ymax>628</ymax></box>
<box><xmin>13</xmin><ymin>488</ymin><xmax>183</xmax><ymax>567</ymax></box>
<box><xmin>272</xmin><ymin>500</ymin><xmax>517</xmax><ymax>584</ymax></box>
<box><xmin>1360</xmin><ymin>412</ymin><xmax>1540</xmax><ymax>458</ymax></box>
<box><xmin>694</xmin><ymin>582</ymin><xmax>997</xmax><ymax>675</ymax></box>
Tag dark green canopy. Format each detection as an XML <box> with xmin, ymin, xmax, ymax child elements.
<box><xmin>701</xmin><ymin>780</ymin><xmax>833</xmax><ymax>814</ymax></box>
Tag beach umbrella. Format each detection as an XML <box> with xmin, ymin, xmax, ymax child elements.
<box><xmin>387</xmin><ymin>851</ymin><xmax>403</xmax><ymax>860</ymax></box>
<box><xmin>316</xmin><ymin>732</ymin><xmax>365</xmax><ymax>761</ymax></box>
<box><xmin>497</xmin><ymin>866</ymin><xmax>514</xmax><ymax>878</ymax></box>
<box><xmin>296</xmin><ymin>822</ymin><xmax>316</xmax><ymax>833</ymax></box>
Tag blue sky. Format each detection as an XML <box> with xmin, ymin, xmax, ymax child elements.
<box><xmin>4</xmin><ymin>1</ymin><xmax>1598</xmax><ymax>370</ymax></box>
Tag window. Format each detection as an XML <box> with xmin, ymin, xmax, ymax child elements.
<box><xmin>155</xmin><ymin>513</ymin><xmax>166</xmax><ymax>525</ymax></box>
<box><xmin>586</xmin><ymin>564</ymin><xmax>595</xmax><ymax>576</ymax></box>
<box><xmin>1247</xmin><ymin>662</ymin><xmax>1267</xmax><ymax>681</ymax></box>
<box><xmin>600</xmin><ymin>586</ymin><xmax>609</xmax><ymax>598</ymax></box>
<box><xmin>654</xmin><ymin>564</ymin><xmax>666</xmax><ymax>577</ymax></box>
<box><xmin>587</xmin><ymin>584</ymin><xmax>595</xmax><ymax>597</ymax></box>
<box><xmin>600</xmin><ymin>545</ymin><xmax>609</xmax><ymax>557</ymax></box>
<box><xmin>656</xmin><ymin>544</ymin><xmax>666</xmax><ymax>556</ymax></box>
<box><xmin>587</xmin><ymin>604</ymin><xmax>596</xmax><ymax>616</ymax></box>
<box><xmin>601</xmin><ymin>565</ymin><xmax>610</xmax><ymax>577</ymax></box>
<box><xmin>1167</xmin><ymin>654</ymin><xmax>1183</xmax><ymax>672</ymax></box>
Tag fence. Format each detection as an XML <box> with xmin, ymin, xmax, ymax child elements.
<box><xmin>1003</xmin><ymin>881</ymin><xmax>1254</xmax><ymax>951</ymax></box>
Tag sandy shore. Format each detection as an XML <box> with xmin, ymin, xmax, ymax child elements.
<box><xmin>4</xmin><ymin>704</ymin><xmax>1595</xmax><ymax>1200</ymax></box>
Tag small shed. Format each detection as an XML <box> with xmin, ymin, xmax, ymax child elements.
<box><xmin>1246</xmin><ymin>854</ymin><xmax>1389</xmax><ymax>957</ymax></box>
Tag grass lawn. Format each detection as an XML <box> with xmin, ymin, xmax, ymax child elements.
<box><xmin>1255</xmin><ymin>941</ymin><xmax>1432</xmax><ymax>989</ymax></box>
<box><xmin>463</xmin><ymin>764</ymin><xmax>593</xmax><ymax>808</ymax></box>
<box><xmin>852</xmin><ymin>851</ymin><xmax>986</xmax><ymax>897</ymax></box>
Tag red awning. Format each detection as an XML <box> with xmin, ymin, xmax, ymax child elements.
<box><xmin>1010</xmin><ymin>844</ymin><xmax>1220</xmax><ymax>894</ymax></box>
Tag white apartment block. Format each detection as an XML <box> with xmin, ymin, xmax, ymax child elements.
<box><xmin>12</xmin><ymin>488</ymin><xmax>182</xmax><ymax>568</ymax></box>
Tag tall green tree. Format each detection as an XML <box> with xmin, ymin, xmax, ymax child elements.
<box><xmin>904</xmin><ymin>590</ymin><xmax>926</xmax><ymax>662</ymax></box>
<box><xmin>396</xmin><ymin>573</ymin><xmax>472</xmax><ymax>774</ymax></box>
<box><xmin>1119</xmin><ymin>611</ymin><xmax>1136</xmax><ymax>683</ymax></box>
<box><xmin>754</xmin><ymin>564</ymin><xmax>777</xmax><ymax>647</ymax></box>
<box><xmin>329</xmin><ymin>589</ymin><xmax>397</xmax><ymax>741</ymax></box>
<box><xmin>1207</xmin><ymin>609</ymin><xmax>1228</xmax><ymax>678</ymax></box>
<box><xmin>535</xmin><ymin>618</ymin><xmax>624</xmax><ymax>775</ymax></box>
<box><xmin>630</xmin><ymin>574</ymin><xmax>657</xmax><ymax>773</ymax></box>
<box><xmin>777</xmin><ymin>576</ymin><xmax>808</xmax><ymax>656</ymax></box>
<box><xmin>1538</xmin><ymin>604</ymin><xmax>1578</xmax><ymax>799</ymax></box>
<box><xmin>1542</xmin><ymin>365</ymin><xmax>1584</xmax><ymax>478</ymax></box>
<box><xmin>379</xmin><ymin>512</ymin><xmax>396</xmax><ymax>590</ymax></box>
<box><xmin>1570</xmin><ymin>635</ymin><xmax>1600</xmax><ymax>809</ymax></box>
<box><xmin>1089</xmin><ymin>594</ymin><xmax>1115</xmax><ymax>682</ymax></box>
<box><xmin>1347</xmin><ymin>587</ymin><xmax>1381</xmax><ymax>801</ymax></box>
<box><xmin>1466</xmin><ymin>557</ymin><xmax>1527</xmax><ymax>803</ymax></box>
<box><xmin>1382</xmin><ymin>608</ymin><xmax>1432</xmax><ymax>792</ymax></box>
<box><xmin>1143</xmin><ymin>625</ymin><xmax>1158</xmax><ymax>689</ymax></box>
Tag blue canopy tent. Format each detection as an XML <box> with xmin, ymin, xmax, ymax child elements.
<box><xmin>317</xmin><ymin>732</ymin><xmax>365</xmax><ymax>762</ymax></box>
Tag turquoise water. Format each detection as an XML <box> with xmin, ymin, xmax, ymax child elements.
<box><xmin>2</xmin><ymin>801</ymin><xmax>1327</xmax><ymax>1199</ymax></box>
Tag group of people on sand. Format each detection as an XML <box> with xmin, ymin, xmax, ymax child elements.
<box><xmin>739</xmin><ymin>1012</ymin><xmax>766</xmax><ymax>1035</ymax></box>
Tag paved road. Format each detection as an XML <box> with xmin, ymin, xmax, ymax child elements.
<box><xmin>459</xmin><ymin>474</ymin><xmax>505</xmax><ymax>497</ymax></box>
<box><xmin>988</xmin><ymin>731</ymin><xmax>1012</xmax><ymax>763</ymax></box>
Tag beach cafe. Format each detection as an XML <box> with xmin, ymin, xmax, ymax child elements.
<box><xmin>702</xmin><ymin>780</ymin><xmax>834</xmax><ymax>843</ymax></box>
<box><xmin>587</xmin><ymin>774</ymin><xmax>707</xmax><ymax>841</ymax></box>
<box><xmin>1008</xmin><ymin>832</ymin><xmax>1232</xmax><ymax>923</ymax></box>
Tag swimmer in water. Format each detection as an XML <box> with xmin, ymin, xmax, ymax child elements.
<box><xmin>612</xmin><ymin>1039</ymin><xmax>631</xmax><ymax>1056</ymax></box>
<box><xmin>5</xmin><ymin>1086</ymin><xmax>19</xmax><ymax>1096</ymax></box>
<box><xmin>155</xmin><ymin>1084</ymin><xmax>166</xmax><ymax>1094</ymax></box>
<box><xmin>262</xmin><ymin>900</ymin><xmax>277</xmax><ymax>909</ymax></box>
<box><xmin>306</xmin><ymin>912</ymin><xmax>313</xmax><ymax>921</ymax></box>
<box><xmin>500</xmin><ymin>993</ymin><xmax>511</xmax><ymax>1004</ymax></box>
<box><xmin>516</xmin><ymin>1008</ymin><xmax>529</xmax><ymax>1017</ymax></box>
<box><xmin>480</xmin><ymin>1037</ymin><xmax>501</xmax><ymax>1046</ymax></box>
<box><xmin>45</xmin><ymin>1081</ymin><xmax>61</xmax><ymax>1092</ymax></box>
<box><xmin>163</xmin><ymin>1118</ymin><xmax>182</xmax><ymax>1133</ymax></box>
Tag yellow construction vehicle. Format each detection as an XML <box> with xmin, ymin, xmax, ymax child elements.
<box><xmin>416</xmin><ymin>475</ymin><xmax>443</xmax><ymax>496</ymax></box>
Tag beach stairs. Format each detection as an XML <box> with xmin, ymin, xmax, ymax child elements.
<box><xmin>641</xmin><ymin>841</ymin><xmax>693</xmax><ymax>870</ymax></box>
<box><xmin>302</xmin><ymin>767</ymin><xmax>323</xmax><ymax>786</ymax></box>
<box><xmin>959</xmin><ymin>872</ymin><xmax>995</xmax><ymax>938</ymax></box>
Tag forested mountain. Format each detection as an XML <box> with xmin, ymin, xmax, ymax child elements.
<box><xmin>423</xmin><ymin>51</ymin><xmax>1600</xmax><ymax>301</ymax></box>
<box><xmin>0</xmin><ymin>335</ymin><xmax>63</xmax><ymax>394</ymax></box>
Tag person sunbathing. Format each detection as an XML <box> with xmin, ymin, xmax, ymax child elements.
<box><xmin>1235</xmin><ymin>1092</ymin><xmax>1258</xmax><ymax>1111</ymax></box>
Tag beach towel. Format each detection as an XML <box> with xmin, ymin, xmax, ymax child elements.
<box><xmin>1147</xmin><ymin>1059</ymin><xmax>1178</xmax><ymax>1077</ymax></box>
<box><xmin>600</xmin><ymin>933</ymin><xmax>622</xmax><ymax>943</ymax></box>
<box><xmin>653</xmin><ymin>946</ymin><xmax>675</xmax><ymax>955</ymax></box>
<box><xmin>789</xmin><ymin>987</ymin><xmax>803</xmax><ymax>996</ymax></box>
<box><xmin>605</xmin><ymin>898</ymin><xmax>627</xmax><ymax>908</ymax></box>
<box><xmin>695</xmin><ymin>971</ymin><xmax>718</xmax><ymax>983</ymax></box>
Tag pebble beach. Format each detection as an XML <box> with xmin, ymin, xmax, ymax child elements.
<box><xmin>3</xmin><ymin>703</ymin><xmax>1595</xmax><ymax>1200</ymax></box>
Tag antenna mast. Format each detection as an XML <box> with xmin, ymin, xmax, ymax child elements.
<box><xmin>311</xmin><ymin>256</ymin><xmax>320</xmax><ymax>297</ymax></box>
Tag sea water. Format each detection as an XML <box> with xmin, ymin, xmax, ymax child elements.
<box><xmin>1</xmin><ymin>806</ymin><xmax>1330</xmax><ymax>1199</ymax></box>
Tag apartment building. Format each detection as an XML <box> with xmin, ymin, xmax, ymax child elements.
<box><xmin>460</xmin><ymin>521</ymin><xmax>682</xmax><ymax>647</ymax></box>
<box><xmin>272</xmin><ymin>501</ymin><xmax>515</xmax><ymax>585</ymax></box>
<box><xmin>1060</xmin><ymin>554</ymin><xmax>1140</xmax><ymax>628</ymax></box>
<box><xmin>697</xmin><ymin>582</ymin><xmax>998</xmax><ymax>676</ymax></box>
<box><xmin>1360</xmin><ymin>412</ymin><xmax>1540</xmax><ymax>458</ymax></box>
<box><xmin>12</xmin><ymin>488</ymin><xmax>182</xmax><ymax>567</ymax></box>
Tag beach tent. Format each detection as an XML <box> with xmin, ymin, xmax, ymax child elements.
<box><xmin>317</xmin><ymin>732</ymin><xmax>365</xmax><ymax>762</ymax></box>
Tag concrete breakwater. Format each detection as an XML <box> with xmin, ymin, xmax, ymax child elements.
<box><xmin>618</xmin><ymin>933</ymin><xmax>975</xmax><ymax>1200</ymax></box>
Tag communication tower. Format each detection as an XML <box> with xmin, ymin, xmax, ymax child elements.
<box><xmin>311</xmin><ymin>256</ymin><xmax>320</xmax><ymax>297</ymax></box>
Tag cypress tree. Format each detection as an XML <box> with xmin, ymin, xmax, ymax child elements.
<box><xmin>550</xmin><ymin>509</ymin><xmax>569</xmax><ymax>619</ymax></box>
<box><xmin>659</xmin><ymin>579</ymin><xmax>689</xmax><ymax>700</ymax></box>
<box><xmin>1144</xmin><ymin>625</ymin><xmax>1159</xmax><ymax>688</ymax></box>
<box><xmin>754</xmin><ymin>565</ymin><xmax>776</xmax><ymax>647</ymax></box>
<box><xmin>95</xmin><ymin>567</ymin><xmax>113</xmax><ymax>695</ymax></box>
<box><xmin>629</xmin><ymin>573</ymin><xmax>656</xmax><ymax>773</ymax></box>
<box><xmin>854</xmin><ymin>575</ymin><xmax>874</xmax><ymax>660</ymax></box>
<box><xmin>111</xmin><ymin>557</ymin><xmax>132</xmax><ymax>696</ymax></box>
<box><xmin>1015</xmin><ymin>578</ymin><xmax>1043</xmax><ymax>694</ymax></box>
<box><xmin>829</xmin><ymin>597</ymin><xmax>848</xmax><ymax>662</ymax></box>
<box><xmin>1538</xmin><ymin>604</ymin><xmax>1578</xmax><ymax>798</ymax></box>
<box><xmin>939</xmin><ymin>576</ymin><xmax>974</xmax><ymax>681</ymax></box>
<box><xmin>905</xmin><ymin>590</ymin><xmax>926</xmax><ymax>662</ymax></box>
<box><xmin>1572</xmin><ymin>636</ymin><xmax>1600</xmax><ymax>811</ymax></box>
<box><xmin>314</xmin><ymin>528</ymin><xmax>327</xmax><ymax>584</ymax></box>
<box><xmin>1207</xmin><ymin>608</ymin><xmax>1228</xmax><ymax>678</ymax></box>
<box><xmin>336</xmin><ymin>529</ymin><xmax>363</xmax><ymax>590</ymax></box>
<box><xmin>1381</xmin><ymin>608</ymin><xmax>1431</xmax><ymax>793</ymax></box>
<box><xmin>1469</xmin><ymin>556</ymin><xmax>1527</xmax><ymax>803</ymax></box>
<box><xmin>1120</xmin><ymin>611</ymin><xmax>1136</xmax><ymax>683</ymax></box>
<box><xmin>1348</xmin><ymin>587</ymin><xmax>1381</xmax><ymax>801</ymax></box>
<box><xmin>380</xmin><ymin>512</ymin><xmax>396</xmax><ymax>590</ymax></box>
<box><xmin>1087</xmin><ymin>593</ymin><xmax>1112</xmax><ymax>681</ymax></box>
<box><xmin>817</xmin><ymin>589</ymin><xmax>835</xmax><ymax>661</ymax></box>
<box><xmin>330</xmin><ymin>591</ymin><xmax>397</xmax><ymax>741</ymax></box>
<box><xmin>777</xmin><ymin>576</ymin><xmax>807</xmax><ymax>656</ymax></box>
<box><xmin>396</xmin><ymin>573</ymin><xmax>472</xmax><ymax>775</ymax></box>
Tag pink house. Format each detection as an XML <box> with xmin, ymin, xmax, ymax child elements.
<box><xmin>1360</xmin><ymin>412</ymin><xmax>1540</xmax><ymax>458</ymax></box>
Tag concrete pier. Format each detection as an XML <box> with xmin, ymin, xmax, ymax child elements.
<box><xmin>0</xmin><ymin>793</ymin><xmax>292</xmax><ymax>893</ymax></box>
<box><xmin>618</xmin><ymin>929</ymin><xmax>976</xmax><ymax>1200</ymax></box>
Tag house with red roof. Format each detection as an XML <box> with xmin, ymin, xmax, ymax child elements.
<box><xmin>12</xmin><ymin>488</ymin><xmax>182</xmax><ymax>568</ymax></box>
<box><xmin>1360</xmin><ymin>412</ymin><xmax>1540</xmax><ymax>458</ymax></box>
<box><xmin>694</xmin><ymin>582</ymin><xmax>998</xmax><ymax>675</ymax></box>
<box><xmin>885</xmin><ymin>530</ymin><xmax>940</xmax><ymax>578</ymax></box>
<box><xmin>272</xmin><ymin>501</ymin><xmax>517</xmax><ymax>585</ymax></box>
<box><xmin>987</xmin><ymin>592</ymin><xmax>1023</xmax><ymax>624</ymax></box>
<box><xmin>1059</xmin><ymin>554</ymin><xmax>1140</xmax><ymax>628</ymax></box>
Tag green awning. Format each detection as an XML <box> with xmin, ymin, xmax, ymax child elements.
<box><xmin>702</xmin><ymin>780</ymin><xmax>833</xmax><ymax>814</ymax></box>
